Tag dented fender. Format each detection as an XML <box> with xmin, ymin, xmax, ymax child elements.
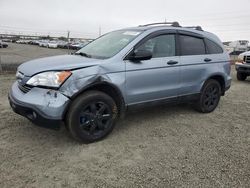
<box><xmin>59</xmin><ymin>63</ymin><xmax>126</xmax><ymax>101</ymax></box>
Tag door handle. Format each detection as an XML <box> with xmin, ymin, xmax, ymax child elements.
<box><xmin>204</xmin><ymin>58</ymin><xmax>212</xmax><ymax>62</ymax></box>
<box><xmin>167</xmin><ymin>60</ymin><xmax>178</xmax><ymax>65</ymax></box>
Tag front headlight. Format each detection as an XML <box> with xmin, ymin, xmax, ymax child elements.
<box><xmin>26</xmin><ymin>71</ymin><xmax>72</xmax><ymax>88</ymax></box>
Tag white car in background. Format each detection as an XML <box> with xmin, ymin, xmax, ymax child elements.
<box><xmin>235</xmin><ymin>51</ymin><xmax>250</xmax><ymax>81</ymax></box>
<box><xmin>70</xmin><ymin>42</ymin><xmax>89</xmax><ymax>50</ymax></box>
<box><xmin>39</xmin><ymin>40</ymin><xmax>49</xmax><ymax>47</ymax></box>
<box><xmin>0</xmin><ymin>40</ymin><xmax>8</xmax><ymax>48</ymax></box>
<box><xmin>238</xmin><ymin>51</ymin><xmax>250</xmax><ymax>60</ymax></box>
<box><xmin>48</xmin><ymin>41</ymin><xmax>58</xmax><ymax>48</ymax></box>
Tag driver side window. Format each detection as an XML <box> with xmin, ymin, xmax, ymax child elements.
<box><xmin>136</xmin><ymin>34</ymin><xmax>176</xmax><ymax>58</ymax></box>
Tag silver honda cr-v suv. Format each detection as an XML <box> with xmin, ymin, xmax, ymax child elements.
<box><xmin>9</xmin><ymin>22</ymin><xmax>232</xmax><ymax>143</ymax></box>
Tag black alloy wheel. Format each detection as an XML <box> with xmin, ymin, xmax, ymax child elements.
<box><xmin>79</xmin><ymin>101</ymin><xmax>113</xmax><ymax>136</ymax></box>
<box><xmin>195</xmin><ymin>79</ymin><xmax>221</xmax><ymax>113</ymax></box>
<box><xmin>66</xmin><ymin>91</ymin><xmax>118</xmax><ymax>143</ymax></box>
<box><xmin>202</xmin><ymin>83</ymin><xmax>220</xmax><ymax>111</ymax></box>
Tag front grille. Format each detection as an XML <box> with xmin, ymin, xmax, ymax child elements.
<box><xmin>18</xmin><ymin>83</ymin><xmax>32</xmax><ymax>93</ymax></box>
<box><xmin>244</xmin><ymin>56</ymin><xmax>250</xmax><ymax>64</ymax></box>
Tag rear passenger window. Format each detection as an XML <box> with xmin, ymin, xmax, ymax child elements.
<box><xmin>180</xmin><ymin>35</ymin><xmax>206</xmax><ymax>55</ymax></box>
<box><xmin>205</xmin><ymin>39</ymin><xmax>223</xmax><ymax>54</ymax></box>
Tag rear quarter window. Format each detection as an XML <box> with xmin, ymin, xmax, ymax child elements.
<box><xmin>205</xmin><ymin>39</ymin><xmax>223</xmax><ymax>54</ymax></box>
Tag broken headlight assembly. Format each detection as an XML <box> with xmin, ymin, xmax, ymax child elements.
<box><xmin>26</xmin><ymin>71</ymin><xmax>72</xmax><ymax>88</ymax></box>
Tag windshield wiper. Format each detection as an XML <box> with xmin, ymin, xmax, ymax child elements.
<box><xmin>75</xmin><ymin>52</ymin><xmax>92</xmax><ymax>58</ymax></box>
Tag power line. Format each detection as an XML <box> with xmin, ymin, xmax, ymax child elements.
<box><xmin>0</xmin><ymin>25</ymin><xmax>66</xmax><ymax>33</ymax></box>
<box><xmin>0</xmin><ymin>27</ymin><xmax>98</xmax><ymax>38</ymax></box>
<box><xmin>0</xmin><ymin>25</ymin><xmax>99</xmax><ymax>36</ymax></box>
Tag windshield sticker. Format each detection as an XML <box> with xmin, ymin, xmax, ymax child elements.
<box><xmin>123</xmin><ymin>31</ymin><xmax>140</xmax><ymax>36</ymax></box>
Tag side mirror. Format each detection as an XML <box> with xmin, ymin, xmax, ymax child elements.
<box><xmin>129</xmin><ymin>50</ymin><xmax>152</xmax><ymax>61</ymax></box>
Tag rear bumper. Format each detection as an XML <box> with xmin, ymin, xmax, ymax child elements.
<box><xmin>8</xmin><ymin>82</ymin><xmax>70</xmax><ymax>130</ymax></box>
<box><xmin>235</xmin><ymin>63</ymin><xmax>250</xmax><ymax>74</ymax></box>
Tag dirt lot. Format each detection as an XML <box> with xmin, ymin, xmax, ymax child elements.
<box><xmin>0</xmin><ymin>69</ymin><xmax>249</xmax><ymax>187</ymax></box>
<box><xmin>0</xmin><ymin>43</ymin><xmax>72</xmax><ymax>65</ymax></box>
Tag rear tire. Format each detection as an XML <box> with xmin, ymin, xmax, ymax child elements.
<box><xmin>66</xmin><ymin>91</ymin><xmax>118</xmax><ymax>143</ymax></box>
<box><xmin>237</xmin><ymin>72</ymin><xmax>247</xmax><ymax>81</ymax></box>
<box><xmin>194</xmin><ymin>79</ymin><xmax>221</xmax><ymax>113</ymax></box>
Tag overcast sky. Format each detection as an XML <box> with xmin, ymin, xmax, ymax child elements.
<box><xmin>1</xmin><ymin>0</ymin><xmax>250</xmax><ymax>41</ymax></box>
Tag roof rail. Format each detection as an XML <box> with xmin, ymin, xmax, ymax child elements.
<box><xmin>138</xmin><ymin>22</ymin><xmax>204</xmax><ymax>31</ymax></box>
<box><xmin>139</xmin><ymin>22</ymin><xmax>180</xmax><ymax>27</ymax></box>
<box><xmin>184</xmin><ymin>26</ymin><xmax>203</xmax><ymax>31</ymax></box>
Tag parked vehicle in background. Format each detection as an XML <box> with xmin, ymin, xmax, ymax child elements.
<box><xmin>23</xmin><ymin>40</ymin><xmax>31</xmax><ymax>44</ymax></box>
<box><xmin>0</xmin><ymin>40</ymin><xmax>8</xmax><ymax>48</ymax></box>
<box><xmin>13</xmin><ymin>39</ymin><xmax>90</xmax><ymax>50</ymax></box>
<box><xmin>10</xmin><ymin>39</ymin><xmax>18</xmax><ymax>43</ymax></box>
<box><xmin>70</xmin><ymin>43</ymin><xmax>81</xmax><ymax>50</ymax></box>
<box><xmin>47</xmin><ymin>41</ymin><xmax>58</xmax><ymax>48</ymax></box>
<box><xmin>224</xmin><ymin>40</ymin><xmax>249</xmax><ymax>55</ymax></box>
<box><xmin>235</xmin><ymin>51</ymin><xmax>250</xmax><ymax>81</ymax></box>
<box><xmin>39</xmin><ymin>40</ymin><xmax>49</xmax><ymax>47</ymax></box>
<box><xmin>28</xmin><ymin>40</ymin><xmax>39</xmax><ymax>45</ymax></box>
<box><xmin>16</xmin><ymin>40</ymin><xmax>30</xmax><ymax>44</ymax></box>
<box><xmin>9</xmin><ymin>22</ymin><xmax>231</xmax><ymax>143</ymax></box>
<box><xmin>2</xmin><ymin>38</ymin><xmax>12</xmax><ymax>42</ymax></box>
<box><xmin>57</xmin><ymin>41</ymin><xmax>68</xmax><ymax>48</ymax></box>
<box><xmin>70</xmin><ymin>42</ymin><xmax>89</xmax><ymax>50</ymax></box>
<box><xmin>16</xmin><ymin>40</ymin><xmax>23</xmax><ymax>44</ymax></box>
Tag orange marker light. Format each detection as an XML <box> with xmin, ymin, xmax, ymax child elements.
<box><xmin>57</xmin><ymin>71</ymin><xmax>72</xmax><ymax>84</ymax></box>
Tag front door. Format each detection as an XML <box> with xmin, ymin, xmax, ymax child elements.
<box><xmin>125</xmin><ymin>33</ymin><xmax>181</xmax><ymax>105</ymax></box>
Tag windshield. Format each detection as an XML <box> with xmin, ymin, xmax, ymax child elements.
<box><xmin>76</xmin><ymin>30</ymin><xmax>141</xmax><ymax>59</ymax></box>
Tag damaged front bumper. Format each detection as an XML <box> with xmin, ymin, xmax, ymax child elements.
<box><xmin>8</xmin><ymin>82</ymin><xmax>70</xmax><ymax>130</ymax></box>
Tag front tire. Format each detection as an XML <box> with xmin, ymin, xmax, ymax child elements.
<box><xmin>66</xmin><ymin>91</ymin><xmax>118</xmax><ymax>143</ymax></box>
<box><xmin>237</xmin><ymin>72</ymin><xmax>247</xmax><ymax>81</ymax></box>
<box><xmin>195</xmin><ymin>79</ymin><xmax>221</xmax><ymax>113</ymax></box>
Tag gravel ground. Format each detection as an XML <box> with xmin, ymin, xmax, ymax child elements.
<box><xmin>0</xmin><ymin>69</ymin><xmax>249</xmax><ymax>188</ymax></box>
<box><xmin>0</xmin><ymin>43</ymin><xmax>72</xmax><ymax>65</ymax></box>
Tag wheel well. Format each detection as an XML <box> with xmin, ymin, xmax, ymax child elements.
<box><xmin>73</xmin><ymin>83</ymin><xmax>126</xmax><ymax>118</ymax></box>
<box><xmin>207</xmin><ymin>75</ymin><xmax>225</xmax><ymax>95</ymax></box>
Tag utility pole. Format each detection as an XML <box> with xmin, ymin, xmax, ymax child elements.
<box><xmin>67</xmin><ymin>30</ymin><xmax>70</xmax><ymax>54</ymax></box>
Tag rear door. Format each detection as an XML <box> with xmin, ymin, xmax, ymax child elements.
<box><xmin>125</xmin><ymin>31</ymin><xmax>181</xmax><ymax>105</ymax></box>
<box><xmin>177</xmin><ymin>32</ymin><xmax>208</xmax><ymax>95</ymax></box>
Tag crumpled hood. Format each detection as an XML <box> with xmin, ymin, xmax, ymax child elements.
<box><xmin>18</xmin><ymin>55</ymin><xmax>103</xmax><ymax>76</ymax></box>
